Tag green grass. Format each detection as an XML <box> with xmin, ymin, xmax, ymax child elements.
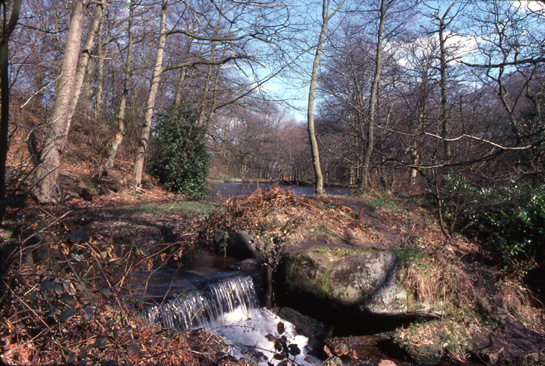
<box><xmin>390</xmin><ymin>246</ymin><xmax>425</xmax><ymax>264</ymax></box>
<box><xmin>91</xmin><ymin>200</ymin><xmax>220</xmax><ymax>216</ymax></box>
<box><xmin>367</xmin><ymin>198</ymin><xmax>409</xmax><ymax>216</ymax></box>
<box><xmin>144</xmin><ymin>200</ymin><xmax>219</xmax><ymax>214</ymax></box>
<box><xmin>315</xmin><ymin>246</ymin><xmax>376</xmax><ymax>258</ymax></box>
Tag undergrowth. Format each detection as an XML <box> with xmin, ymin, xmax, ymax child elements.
<box><xmin>435</xmin><ymin>176</ymin><xmax>545</xmax><ymax>273</ymax></box>
<box><xmin>394</xmin><ymin>248</ymin><xmax>482</xmax><ymax>363</ymax></box>
<box><xmin>395</xmin><ymin>254</ymin><xmax>545</xmax><ymax>365</ymax></box>
<box><xmin>0</xmin><ymin>208</ymin><xmax>242</xmax><ymax>366</ymax></box>
<box><xmin>376</xmin><ymin>197</ymin><xmax>545</xmax><ymax>365</ymax></box>
<box><xmin>396</xmin><ymin>247</ymin><xmax>545</xmax><ymax>365</ymax></box>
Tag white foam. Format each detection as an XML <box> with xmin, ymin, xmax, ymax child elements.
<box><xmin>208</xmin><ymin>307</ymin><xmax>313</xmax><ymax>365</ymax></box>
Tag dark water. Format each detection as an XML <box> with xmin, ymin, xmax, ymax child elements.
<box><xmin>128</xmin><ymin>249</ymin><xmax>239</xmax><ymax>297</ymax></box>
<box><xmin>210</xmin><ymin>182</ymin><xmax>350</xmax><ymax>199</ymax></box>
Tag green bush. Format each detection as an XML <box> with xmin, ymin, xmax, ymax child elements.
<box><xmin>149</xmin><ymin>107</ymin><xmax>209</xmax><ymax>197</ymax></box>
<box><xmin>437</xmin><ymin>175</ymin><xmax>545</xmax><ymax>270</ymax></box>
<box><xmin>485</xmin><ymin>186</ymin><xmax>545</xmax><ymax>268</ymax></box>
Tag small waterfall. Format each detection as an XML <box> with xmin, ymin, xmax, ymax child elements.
<box><xmin>147</xmin><ymin>274</ymin><xmax>259</xmax><ymax>330</ymax></box>
<box><xmin>145</xmin><ymin>271</ymin><xmax>312</xmax><ymax>365</ymax></box>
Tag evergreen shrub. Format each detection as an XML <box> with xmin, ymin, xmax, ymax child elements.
<box><xmin>149</xmin><ymin>107</ymin><xmax>209</xmax><ymax>197</ymax></box>
<box><xmin>438</xmin><ymin>175</ymin><xmax>545</xmax><ymax>271</ymax></box>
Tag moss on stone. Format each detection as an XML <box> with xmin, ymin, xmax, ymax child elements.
<box><xmin>314</xmin><ymin>246</ymin><xmax>377</xmax><ymax>260</ymax></box>
<box><xmin>319</xmin><ymin>266</ymin><xmax>333</xmax><ymax>295</ymax></box>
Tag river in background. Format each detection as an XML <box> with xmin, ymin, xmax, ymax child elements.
<box><xmin>210</xmin><ymin>182</ymin><xmax>350</xmax><ymax>199</ymax></box>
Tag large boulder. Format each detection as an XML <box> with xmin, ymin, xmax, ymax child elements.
<box><xmin>278</xmin><ymin>247</ymin><xmax>407</xmax><ymax>317</ymax></box>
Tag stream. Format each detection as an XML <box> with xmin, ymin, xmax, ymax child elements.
<box><xmin>108</xmin><ymin>185</ymin><xmax>482</xmax><ymax>365</ymax></box>
<box><xmin>128</xmin><ymin>250</ymin><xmax>469</xmax><ymax>366</ymax></box>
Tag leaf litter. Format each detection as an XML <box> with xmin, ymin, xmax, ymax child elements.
<box><xmin>204</xmin><ymin>187</ymin><xmax>383</xmax><ymax>251</ymax></box>
<box><xmin>0</xmin><ymin>230</ymin><xmax>245</xmax><ymax>366</ymax></box>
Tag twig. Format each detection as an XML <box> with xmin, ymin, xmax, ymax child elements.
<box><xmin>424</xmin><ymin>131</ymin><xmax>545</xmax><ymax>151</ymax></box>
<box><xmin>21</xmin><ymin>211</ymin><xmax>73</xmax><ymax>246</ymax></box>
<box><xmin>6</xmin><ymin>283</ymin><xmax>52</xmax><ymax>332</ymax></box>
<box><xmin>19</xmin><ymin>75</ymin><xmax>62</xmax><ymax>110</ymax></box>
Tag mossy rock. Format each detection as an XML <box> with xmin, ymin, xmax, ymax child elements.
<box><xmin>280</xmin><ymin>247</ymin><xmax>407</xmax><ymax>315</ymax></box>
<box><xmin>78</xmin><ymin>174</ymin><xmax>98</xmax><ymax>200</ymax></box>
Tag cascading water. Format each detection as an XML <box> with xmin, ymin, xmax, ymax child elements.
<box><xmin>146</xmin><ymin>274</ymin><xmax>259</xmax><ymax>330</ymax></box>
<box><xmin>145</xmin><ymin>272</ymin><xmax>313</xmax><ymax>365</ymax></box>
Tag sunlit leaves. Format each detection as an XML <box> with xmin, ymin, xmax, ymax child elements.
<box><xmin>323</xmin><ymin>343</ymin><xmax>356</xmax><ymax>366</ymax></box>
<box><xmin>264</xmin><ymin>322</ymin><xmax>302</xmax><ymax>365</ymax></box>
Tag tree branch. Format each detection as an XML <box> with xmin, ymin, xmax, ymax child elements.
<box><xmin>166</xmin><ymin>29</ymin><xmax>257</xmax><ymax>42</ymax></box>
<box><xmin>463</xmin><ymin>56</ymin><xmax>545</xmax><ymax>68</ymax></box>
<box><xmin>161</xmin><ymin>55</ymin><xmax>253</xmax><ymax>72</ymax></box>
<box><xmin>424</xmin><ymin>131</ymin><xmax>545</xmax><ymax>151</ymax></box>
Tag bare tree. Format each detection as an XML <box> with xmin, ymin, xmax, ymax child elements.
<box><xmin>468</xmin><ymin>1</ymin><xmax>545</xmax><ymax>146</ymax></box>
<box><xmin>419</xmin><ymin>0</ymin><xmax>468</xmax><ymax>159</ymax></box>
<box><xmin>102</xmin><ymin>0</ymin><xmax>135</xmax><ymax>176</ymax></box>
<box><xmin>308</xmin><ymin>0</ymin><xmax>346</xmax><ymax>195</ymax></box>
<box><xmin>361</xmin><ymin>0</ymin><xmax>386</xmax><ymax>191</ymax></box>
<box><xmin>133</xmin><ymin>0</ymin><xmax>168</xmax><ymax>189</ymax></box>
<box><xmin>66</xmin><ymin>1</ymin><xmax>104</xmax><ymax>131</ymax></box>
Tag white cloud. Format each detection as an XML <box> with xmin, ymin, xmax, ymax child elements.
<box><xmin>392</xmin><ymin>31</ymin><xmax>478</xmax><ymax>68</ymax></box>
<box><xmin>513</xmin><ymin>1</ymin><xmax>545</xmax><ymax>14</ymax></box>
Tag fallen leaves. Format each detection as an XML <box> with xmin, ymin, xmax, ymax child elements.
<box><xmin>0</xmin><ymin>234</ymin><xmax>243</xmax><ymax>366</ymax></box>
<box><xmin>205</xmin><ymin>186</ymin><xmax>381</xmax><ymax>249</ymax></box>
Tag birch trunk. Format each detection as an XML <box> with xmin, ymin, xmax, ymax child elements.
<box><xmin>133</xmin><ymin>0</ymin><xmax>167</xmax><ymax>188</ymax></box>
<box><xmin>66</xmin><ymin>1</ymin><xmax>104</xmax><ymax>131</ymax></box>
<box><xmin>94</xmin><ymin>19</ymin><xmax>106</xmax><ymax>122</ymax></box>
<box><xmin>307</xmin><ymin>0</ymin><xmax>346</xmax><ymax>196</ymax></box>
<box><xmin>103</xmin><ymin>0</ymin><xmax>134</xmax><ymax>176</ymax></box>
<box><xmin>32</xmin><ymin>0</ymin><xmax>88</xmax><ymax>203</ymax></box>
<box><xmin>361</xmin><ymin>0</ymin><xmax>385</xmax><ymax>192</ymax></box>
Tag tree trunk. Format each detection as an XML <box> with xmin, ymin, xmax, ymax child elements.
<box><xmin>103</xmin><ymin>0</ymin><xmax>134</xmax><ymax>176</ymax></box>
<box><xmin>32</xmin><ymin>0</ymin><xmax>88</xmax><ymax>203</ymax></box>
<box><xmin>66</xmin><ymin>1</ymin><xmax>104</xmax><ymax>131</ymax></box>
<box><xmin>172</xmin><ymin>38</ymin><xmax>194</xmax><ymax>108</ymax></box>
<box><xmin>80</xmin><ymin>55</ymin><xmax>95</xmax><ymax>121</ymax></box>
<box><xmin>94</xmin><ymin>19</ymin><xmax>106</xmax><ymax>123</ymax></box>
<box><xmin>409</xmin><ymin>147</ymin><xmax>419</xmax><ymax>186</ymax></box>
<box><xmin>0</xmin><ymin>0</ymin><xmax>22</xmax><ymax>218</ymax></box>
<box><xmin>438</xmin><ymin>1</ymin><xmax>457</xmax><ymax>159</ymax></box>
<box><xmin>133</xmin><ymin>0</ymin><xmax>167</xmax><ymax>189</ymax></box>
<box><xmin>308</xmin><ymin>0</ymin><xmax>346</xmax><ymax>196</ymax></box>
<box><xmin>197</xmin><ymin>10</ymin><xmax>226</xmax><ymax>127</ymax></box>
<box><xmin>197</xmin><ymin>41</ymin><xmax>217</xmax><ymax>126</ymax></box>
<box><xmin>203</xmin><ymin>38</ymin><xmax>230</xmax><ymax>133</ymax></box>
<box><xmin>361</xmin><ymin>0</ymin><xmax>386</xmax><ymax>192</ymax></box>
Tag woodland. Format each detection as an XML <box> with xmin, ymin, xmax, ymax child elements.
<box><xmin>0</xmin><ymin>0</ymin><xmax>544</xmax><ymax>201</ymax></box>
<box><xmin>0</xmin><ymin>0</ymin><xmax>545</xmax><ymax>364</ymax></box>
